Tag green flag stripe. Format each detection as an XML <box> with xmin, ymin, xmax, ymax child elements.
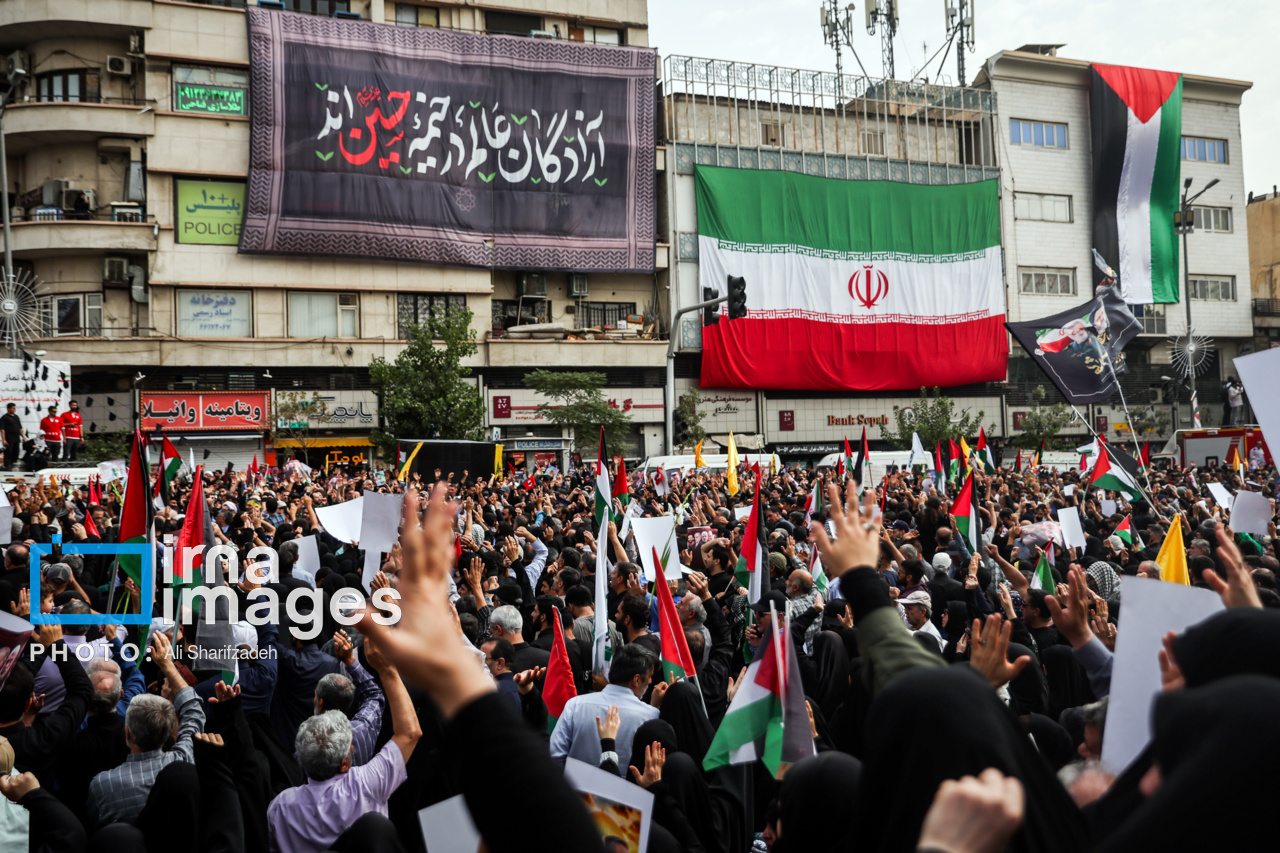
<box><xmin>1149</xmin><ymin>77</ymin><xmax>1183</xmax><ymax>303</ymax></box>
<box><xmin>695</xmin><ymin>166</ymin><xmax>1000</xmax><ymax>254</ymax></box>
<box><xmin>702</xmin><ymin>696</ymin><xmax>779</xmax><ymax>771</ymax></box>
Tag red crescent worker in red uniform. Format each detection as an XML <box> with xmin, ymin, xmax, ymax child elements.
<box><xmin>60</xmin><ymin>400</ymin><xmax>83</xmax><ymax>461</ymax></box>
<box><xmin>39</xmin><ymin>405</ymin><xmax>63</xmax><ymax>462</ymax></box>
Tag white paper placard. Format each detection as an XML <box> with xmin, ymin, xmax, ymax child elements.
<box><xmin>292</xmin><ymin>534</ymin><xmax>319</xmax><ymax>589</ymax></box>
<box><xmin>618</xmin><ymin>501</ymin><xmax>644</xmax><ymax>541</ymax></box>
<box><xmin>630</xmin><ymin>515</ymin><xmax>681</xmax><ymax>581</ymax></box>
<box><xmin>1100</xmin><ymin>577</ymin><xmax>1223</xmax><ymax>774</ymax></box>
<box><xmin>1057</xmin><ymin>507</ymin><xmax>1086</xmax><ymax>549</ymax></box>
<box><xmin>418</xmin><ymin>794</ymin><xmax>482</xmax><ymax>853</ymax></box>
<box><xmin>1235</xmin><ymin>347</ymin><xmax>1280</xmax><ymax>453</ymax></box>
<box><xmin>315</xmin><ymin>497</ymin><xmax>363</xmax><ymax>543</ymax></box>
<box><xmin>1207</xmin><ymin>482</ymin><xmax>1234</xmax><ymax>510</ymax></box>
<box><xmin>1063</xmin><ymin>484</ymin><xmax>1076</xmax><ymax>496</ymax></box>
<box><xmin>564</xmin><ymin>757</ymin><xmax>654</xmax><ymax>853</ymax></box>
<box><xmin>1100</xmin><ymin>499</ymin><xmax>1118</xmax><ymax>517</ymax></box>
<box><xmin>734</xmin><ymin>507</ymin><xmax>753</xmax><ymax>520</ymax></box>
<box><xmin>1228</xmin><ymin>490</ymin><xmax>1272</xmax><ymax>537</ymax></box>
<box><xmin>361</xmin><ymin>547</ymin><xmax>383</xmax><ymax>593</ymax></box>
<box><xmin>360</xmin><ymin>492</ymin><xmax>404</xmax><ymax>551</ymax></box>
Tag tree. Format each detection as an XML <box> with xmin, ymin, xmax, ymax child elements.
<box><xmin>523</xmin><ymin>370</ymin><xmax>632</xmax><ymax>453</ymax></box>
<box><xmin>369</xmin><ymin>306</ymin><xmax>485</xmax><ymax>459</ymax></box>
<box><xmin>1016</xmin><ymin>385</ymin><xmax>1075</xmax><ymax>448</ymax></box>
<box><xmin>879</xmin><ymin>387</ymin><xmax>987</xmax><ymax>451</ymax></box>
<box><xmin>1126</xmin><ymin>404</ymin><xmax>1171</xmax><ymax>439</ymax></box>
<box><xmin>272</xmin><ymin>390</ymin><xmax>331</xmax><ymax>466</ymax></box>
<box><xmin>84</xmin><ymin>430</ymin><xmax>132</xmax><ymax>464</ymax></box>
<box><xmin>673</xmin><ymin>388</ymin><xmax>708</xmax><ymax>451</ymax></box>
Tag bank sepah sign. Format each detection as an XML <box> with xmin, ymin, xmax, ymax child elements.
<box><xmin>175</xmin><ymin>179</ymin><xmax>245</xmax><ymax>245</ymax></box>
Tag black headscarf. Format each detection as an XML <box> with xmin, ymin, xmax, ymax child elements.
<box><xmin>1006</xmin><ymin>642</ymin><xmax>1049</xmax><ymax>717</ymax></box>
<box><xmin>658</xmin><ymin>752</ymin><xmax>738</xmax><ymax>853</ymax></box>
<box><xmin>1096</xmin><ymin>675</ymin><xmax>1280</xmax><ymax>853</ymax></box>
<box><xmin>1040</xmin><ymin>644</ymin><xmax>1095</xmax><ymax>720</ymax></box>
<box><xmin>630</xmin><ymin>719</ymin><xmax>679</xmax><ymax>779</ymax></box>
<box><xmin>659</xmin><ymin>679</ymin><xmax>714</xmax><ymax>767</ymax></box>
<box><xmin>1172</xmin><ymin>608</ymin><xmax>1280</xmax><ymax>687</ymax></box>
<box><xmin>772</xmin><ymin>752</ymin><xmax>863</xmax><ymax>853</ymax></box>
<box><xmin>856</xmin><ymin>667</ymin><xmax>1089</xmax><ymax>853</ymax></box>
<box><xmin>809</xmin><ymin>632</ymin><xmax>851</xmax><ymax>720</ymax></box>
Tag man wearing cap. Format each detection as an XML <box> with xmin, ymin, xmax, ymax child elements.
<box><xmin>38</xmin><ymin>406</ymin><xmax>61</xmax><ymax>463</ymax></box>
<box><xmin>746</xmin><ymin>590</ymin><xmax>787</xmax><ymax>652</ymax></box>
<box><xmin>899</xmin><ymin>590</ymin><xmax>944</xmax><ymax>652</ymax></box>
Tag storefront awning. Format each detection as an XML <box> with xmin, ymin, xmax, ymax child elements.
<box><xmin>276</xmin><ymin>437</ymin><xmax>373</xmax><ymax>448</ymax></box>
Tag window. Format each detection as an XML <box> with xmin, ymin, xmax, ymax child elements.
<box><xmin>173</xmin><ymin>65</ymin><xmax>248</xmax><ymax>116</ymax></box>
<box><xmin>861</xmin><ymin>130</ymin><xmax>885</xmax><ymax>156</ymax></box>
<box><xmin>1138</xmin><ymin>304</ymin><xmax>1166</xmax><ymax>335</ymax></box>
<box><xmin>38</xmin><ymin>295</ymin><xmax>101</xmax><ymax>337</ymax></box>
<box><xmin>1182</xmin><ymin>136</ymin><xmax>1227</xmax><ymax>163</ymax></box>
<box><xmin>395</xmin><ymin>3</ymin><xmax>438</xmax><ymax>26</ymax></box>
<box><xmin>576</xmin><ymin>302</ymin><xmax>636</xmax><ymax>329</ymax></box>
<box><xmin>1189</xmin><ymin>276</ymin><xmax>1236</xmax><ymax>301</ymax></box>
<box><xmin>1192</xmin><ymin>205</ymin><xmax>1232</xmax><ymax>233</ymax></box>
<box><xmin>485</xmin><ymin>11</ymin><xmax>542</xmax><ymax>36</ymax></box>
<box><xmin>569</xmin><ymin>25</ymin><xmax>622</xmax><ymax>44</ymax></box>
<box><xmin>492</xmin><ymin>299</ymin><xmax>548</xmax><ymax>331</ymax></box>
<box><xmin>1014</xmin><ymin>192</ymin><xmax>1072</xmax><ymax>223</ymax></box>
<box><xmin>1009</xmin><ymin>119</ymin><xmax>1068</xmax><ymax>149</ymax></box>
<box><xmin>288</xmin><ymin>292</ymin><xmax>358</xmax><ymax>338</ymax></box>
<box><xmin>760</xmin><ymin>121</ymin><xmax>785</xmax><ymax>147</ymax></box>
<box><xmin>277</xmin><ymin>0</ymin><xmax>351</xmax><ymax>13</ymax></box>
<box><xmin>36</xmin><ymin>69</ymin><xmax>98</xmax><ymax>104</ymax></box>
<box><xmin>1019</xmin><ymin>267</ymin><xmax>1076</xmax><ymax>296</ymax></box>
<box><xmin>397</xmin><ymin>293</ymin><xmax>466</xmax><ymax>338</ymax></box>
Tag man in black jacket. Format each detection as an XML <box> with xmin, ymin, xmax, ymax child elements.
<box><xmin>0</xmin><ymin>625</ymin><xmax>93</xmax><ymax>783</ymax></box>
<box><xmin>686</xmin><ymin>571</ymin><xmax>736</xmax><ymax>725</ymax></box>
<box><xmin>0</xmin><ymin>404</ymin><xmax>22</xmax><ymax>471</ymax></box>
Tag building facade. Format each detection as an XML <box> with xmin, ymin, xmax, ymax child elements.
<box><xmin>1</xmin><ymin>0</ymin><xmax>665</xmax><ymax>470</ymax></box>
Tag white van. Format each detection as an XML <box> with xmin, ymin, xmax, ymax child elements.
<box><xmin>641</xmin><ymin>453</ymin><xmax>781</xmax><ymax>473</ymax></box>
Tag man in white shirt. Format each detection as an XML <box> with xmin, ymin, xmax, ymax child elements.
<box><xmin>899</xmin><ymin>590</ymin><xmax>944</xmax><ymax>653</ymax></box>
<box><xmin>549</xmin><ymin>643</ymin><xmax>658</xmax><ymax>776</ymax></box>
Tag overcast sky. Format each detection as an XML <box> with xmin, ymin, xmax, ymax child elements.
<box><xmin>650</xmin><ymin>0</ymin><xmax>1277</xmax><ymax>193</ymax></box>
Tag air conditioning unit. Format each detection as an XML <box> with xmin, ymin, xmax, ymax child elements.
<box><xmin>41</xmin><ymin>180</ymin><xmax>69</xmax><ymax>207</ymax></box>
<box><xmin>103</xmin><ymin>256</ymin><xmax>130</xmax><ymax>284</ymax></box>
<box><xmin>106</xmin><ymin>56</ymin><xmax>133</xmax><ymax>77</ymax></box>
<box><xmin>531</xmin><ymin>29</ymin><xmax>557</xmax><ymax>38</ymax></box>
<box><xmin>519</xmin><ymin>273</ymin><xmax>548</xmax><ymax>298</ymax></box>
<box><xmin>61</xmin><ymin>188</ymin><xmax>95</xmax><ymax>211</ymax></box>
<box><xmin>569</xmin><ymin>274</ymin><xmax>589</xmax><ymax>297</ymax></box>
<box><xmin>5</xmin><ymin>51</ymin><xmax>28</xmax><ymax>80</ymax></box>
<box><xmin>338</xmin><ymin>293</ymin><xmax>357</xmax><ymax>308</ymax></box>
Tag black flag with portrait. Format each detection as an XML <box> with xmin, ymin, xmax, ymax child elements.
<box><xmin>1005</xmin><ymin>284</ymin><xmax>1142</xmax><ymax>405</ymax></box>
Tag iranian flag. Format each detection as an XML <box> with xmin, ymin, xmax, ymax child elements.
<box><xmin>1114</xmin><ymin>516</ymin><xmax>1143</xmax><ymax>549</ymax></box>
<box><xmin>702</xmin><ymin>612</ymin><xmax>815</xmax><ymax>777</ymax></box>
<box><xmin>654</xmin><ymin>548</ymin><xmax>698</xmax><ymax>682</ymax></box>
<box><xmin>696</xmin><ymin>167</ymin><xmax>1007</xmax><ymax>391</ymax></box>
<box><xmin>1091</xmin><ymin>64</ymin><xmax>1183</xmax><ymax>304</ymax></box>
<box><xmin>1089</xmin><ymin>443</ymin><xmax>1142</xmax><ymax>501</ymax></box>
<box><xmin>975</xmin><ymin>428</ymin><xmax>996</xmax><ymax>474</ymax></box>
<box><xmin>544</xmin><ymin>606</ymin><xmax>577</xmax><ymax>732</ymax></box>
<box><xmin>951</xmin><ymin>470</ymin><xmax>979</xmax><ymax>553</ymax></box>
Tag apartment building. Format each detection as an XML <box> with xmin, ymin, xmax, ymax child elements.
<box><xmin>0</xmin><ymin>0</ymin><xmax>665</xmax><ymax>468</ymax></box>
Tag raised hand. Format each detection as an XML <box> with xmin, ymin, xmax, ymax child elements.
<box><xmin>917</xmin><ymin>768</ymin><xmax>1024</xmax><ymax>853</ymax></box>
<box><xmin>810</xmin><ymin>482</ymin><xmax>881</xmax><ymax>578</ymax></box>
<box><xmin>630</xmin><ymin>741</ymin><xmax>666</xmax><ymax>789</ymax></box>
<box><xmin>1044</xmin><ymin>568</ymin><xmax>1094</xmax><ymax>650</ymax></box>
<box><xmin>595</xmin><ymin>704</ymin><xmax>621</xmax><ymax>741</ymax></box>
<box><xmin>970</xmin><ymin>615</ymin><xmax>1030</xmax><ymax>690</ymax></box>
<box><xmin>513</xmin><ymin>666</ymin><xmax>544</xmax><ymax>696</ymax></box>
<box><xmin>333</xmin><ymin>629</ymin><xmax>356</xmax><ymax>666</ymax></box>
<box><xmin>1202</xmin><ymin>526</ymin><xmax>1262</xmax><ymax>609</ymax></box>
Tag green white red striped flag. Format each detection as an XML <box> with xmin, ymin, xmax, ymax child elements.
<box><xmin>544</xmin><ymin>606</ymin><xmax>577</xmax><ymax>732</ymax></box>
<box><xmin>1089</xmin><ymin>443</ymin><xmax>1142</xmax><ymax>501</ymax></box>
<box><xmin>654</xmin><ymin>548</ymin><xmax>698</xmax><ymax>682</ymax></box>
<box><xmin>1030</xmin><ymin>549</ymin><xmax>1055</xmax><ymax>591</ymax></box>
<box><xmin>951</xmin><ymin>470</ymin><xmax>979</xmax><ymax>553</ymax></box>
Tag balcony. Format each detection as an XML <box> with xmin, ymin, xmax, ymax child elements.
<box><xmin>1</xmin><ymin>101</ymin><xmax>155</xmax><ymax>154</ymax></box>
<box><xmin>0</xmin><ymin>0</ymin><xmax>152</xmax><ymax>48</ymax></box>
<box><xmin>662</xmin><ymin>55</ymin><xmax>1000</xmax><ymax>184</ymax></box>
<box><xmin>9</xmin><ymin>213</ymin><xmax>157</xmax><ymax>259</ymax></box>
<box><xmin>1253</xmin><ymin>299</ymin><xmax>1280</xmax><ymax>317</ymax></box>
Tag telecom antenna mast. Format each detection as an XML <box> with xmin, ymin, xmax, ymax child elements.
<box><xmin>944</xmin><ymin>0</ymin><xmax>977</xmax><ymax>85</ymax></box>
<box><xmin>865</xmin><ymin>0</ymin><xmax>899</xmax><ymax>79</ymax></box>
<box><xmin>820</xmin><ymin>2</ymin><xmax>868</xmax><ymax>97</ymax></box>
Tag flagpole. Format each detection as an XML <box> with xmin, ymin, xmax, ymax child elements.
<box><xmin>1069</xmin><ymin>406</ymin><xmax>1169</xmax><ymax>524</ymax></box>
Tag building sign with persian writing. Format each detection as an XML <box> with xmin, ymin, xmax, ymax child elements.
<box><xmin>141</xmin><ymin>391</ymin><xmax>269</xmax><ymax>432</ymax></box>
<box><xmin>175</xmin><ymin>83</ymin><xmax>247</xmax><ymax>116</ymax></box>
<box><xmin>177</xmin><ymin>289</ymin><xmax>252</xmax><ymax>338</ymax></box>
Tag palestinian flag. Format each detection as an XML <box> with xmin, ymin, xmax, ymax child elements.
<box><xmin>951</xmin><ymin>470</ymin><xmax>979</xmax><ymax>553</ymax></box>
<box><xmin>1029</xmin><ymin>549</ymin><xmax>1055</xmax><ymax>591</ymax></box>
<box><xmin>1091</xmin><ymin>64</ymin><xmax>1183</xmax><ymax>304</ymax></box>
<box><xmin>593</xmin><ymin>427</ymin><xmax>615</xmax><ymax>527</ymax></box>
<box><xmin>842</xmin><ymin>436</ymin><xmax>855</xmax><ymax>484</ymax></box>
<box><xmin>544</xmin><ymin>606</ymin><xmax>578</xmax><ymax>732</ymax></box>
<box><xmin>975</xmin><ymin>428</ymin><xmax>996</xmax><ymax>474</ymax></box>
<box><xmin>613</xmin><ymin>457</ymin><xmax>631</xmax><ymax>508</ymax></box>
<box><xmin>1014</xmin><ymin>447</ymin><xmax>1023</xmax><ymax>473</ymax></box>
<box><xmin>852</xmin><ymin>428</ymin><xmax>869</xmax><ymax>493</ymax></box>
<box><xmin>803</xmin><ymin>478</ymin><xmax>824</xmax><ymax>526</ymax></box>
<box><xmin>175</xmin><ymin>465</ymin><xmax>212</xmax><ymax>590</ymax></box>
<box><xmin>654</xmin><ymin>548</ymin><xmax>698</xmax><ymax>682</ymax></box>
<box><xmin>249</xmin><ymin>454</ymin><xmax>260</xmax><ymax>478</ymax></box>
<box><xmin>695</xmin><ymin>166</ymin><xmax>1007</xmax><ymax>391</ymax></box>
<box><xmin>934</xmin><ymin>441</ymin><xmax>946</xmax><ymax>493</ymax></box>
<box><xmin>702</xmin><ymin>612</ymin><xmax>815</xmax><ymax>777</ymax></box>
<box><xmin>153</xmin><ymin>432</ymin><xmax>183</xmax><ymax>511</ymax></box>
<box><xmin>1114</xmin><ymin>516</ymin><xmax>1144</xmax><ymax>549</ymax></box>
<box><xmin>735</xmin><ymin>463</ymin><xmax>767</xmax><ymax>604</ymax></box>
<box><xmin>809</xmin><ymin>547</ymin><xmax>828</xmax><ymax>596</ymax></box>
<box><xmin>948</xmin><ymin>439</ymin><xmax>962</xmax><ymax>482</ymax></box>
<box><xmin>117</xmin><ymin>430</ymin><xmax>153</xmax><ymax>590</ymax></box>
<box><xmin>1139</xmin><ymin>440</ymin><xmax>1151</xmax><ymax>467</ymax></box>
<box><xmin>1089</xmin><ymin>443</ymin><xmax>1143</xmax><ymax>501</ymax></box>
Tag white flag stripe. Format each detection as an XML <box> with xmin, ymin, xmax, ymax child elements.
<box><xmin>700</xmin><ymin>237</ymin><xmax>1004</xmax><ymax>323</ymax></box>
<box><xmin>1116</xmin><ymin>105</ymin><xmax>1163</xmax><ymax>305</ymax></box>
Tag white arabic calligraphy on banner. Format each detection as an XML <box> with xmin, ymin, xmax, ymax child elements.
<box><xmin>177</xmin><ymin>290</ymin><xmax>252</xmax><ymax>338</ymax></box>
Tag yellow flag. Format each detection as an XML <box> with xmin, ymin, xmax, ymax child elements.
<box><xmin>494</xmin><ymin>443</ymin><xmax>504</xmax><ymax>477</ymax></box>
<box><xmin>959</xmin><ymin>437</ymin><xmax>973</xmax><ymax>472</ymax></box>
<box><xmin>1156</xmin><ymin>513</ymin><xmax>1190</xmax><ymax>585</ymax></box>
<box><xmin>694</xmin><ymin>439</ymin><xmax>707</xmax><ymax>469</ymax></box>
<box><xmin>397</xmin><ymin>441</ymin><xmax>424</xmax><ymax>481</ymax></box>
<box><xmin>726</xmin><ymin>432</ymin><xmax>739</xmax><ymax>496</ymax></box>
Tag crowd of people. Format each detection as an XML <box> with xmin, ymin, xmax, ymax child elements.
<box><xmin>0</xmin><ymin>445</ymin><xmax>1276</xmax><ymax>853</ymax></box>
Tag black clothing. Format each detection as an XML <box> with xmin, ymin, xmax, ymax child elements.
<box><xmin>1172</xmin><ymin>607</ymin><xmax>1280</xmax><ymax>688</ymax></box>
<box><xmin>659</xmin><ymin>678</ymin><xmax>715</xmax><ymax>767</ymax></box>
<box><xmin>18</xmin><ymin>788</ymin><xmax>88</xmax><ymax>853</ymax></box>
<box><xmin>773</xmin><ymin>752</ymin><xmax>863</xmax><ymax>853</ymax></box>
<box><xmin>697</xmin><ymin>594</ymin><xmax>736</xmax><ymax>725</ymax></box>
<box><xmin>0</xmin><ymin>641</ymin><xmax>93</xmax><ymax>782</ymax></box>
<box><xmin>57</xmin><ymin>713</ymin><xmax>128</xmax><ymax>825</ymax></box>
<box><xmin>508</xmin><ymin>641</ymin><xmax>550</xmax><ymax>674</ymax></box>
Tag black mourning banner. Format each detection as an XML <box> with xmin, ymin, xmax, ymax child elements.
<box><xmin>241</xmin><ymin>8</ymin><xmax>657</xmax><ymax>272</ymax></box>
<box><xmin>1005</xmin><ymin>284</ymin><xmax>1142</xmax><ymax>405</ymax></box>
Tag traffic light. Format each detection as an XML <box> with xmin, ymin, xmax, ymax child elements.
<box><xmin>702</xmin><ymin>286</ymin><xmax>719</xmax><ymax>326</ymax></box>
<box><xmin>673</xmin><ymin>409</ymin><xmax>690</xmax><ymax>449</ymax></box>
<box><xmin>727</xmin><ymin>275</ymin><xmax>748</xmax><ymax>320</ymax></box>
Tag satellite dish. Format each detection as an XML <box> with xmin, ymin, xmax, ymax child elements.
<box><xmin>0</xmin><ymin>269</ymin><xmax>47</xmax><ymax>355</ymax></box>
<box><xmin>1169</xmin><ymin>331</ymin><xmax>1213</xmax><ymax>377</ymax></box>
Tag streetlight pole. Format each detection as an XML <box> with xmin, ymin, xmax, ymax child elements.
<box><xmin>665</xmin><ymin>293</ymin><xmax>728</xmax><ymax>455</ymax></box>
<box><xmin>1175</xmin><ymin>176</ymin><xmax>1219</xmax><ymax>426</ymax></box>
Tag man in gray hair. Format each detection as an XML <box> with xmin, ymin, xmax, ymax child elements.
<box><xmin>268</xmin><ymin>636</ymin><xmax>421</xmax><ymax>853</ymax></box>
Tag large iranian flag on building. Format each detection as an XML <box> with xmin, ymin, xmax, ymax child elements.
<box><xmin>1090</xmin><ymin>64</ymin><xmax>1183</xmax><ymax>305</ymax></box>
<box><xmin>696</xmin><ymin>167</ymin><xmax>1007</xmax><ymax>391</ymax></box>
